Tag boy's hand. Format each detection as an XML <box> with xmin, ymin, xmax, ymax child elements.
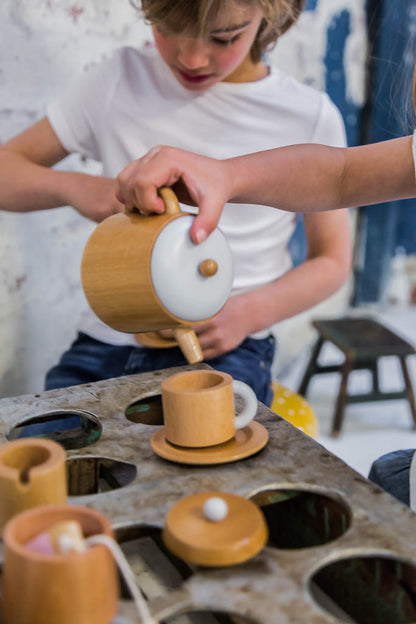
<box><xmin>193</xmin><ymin>296</ymin><xmax>250</xmax><ymax>359</ymax></box>
<box><xmin>158</xmin><ymin>295</ymin><xmax>250</xmax><ymax>360</ymax></box>
<box><xmin>116</xmin><ymin>146</ymin><xmax>232</xmax><ymax>244</ymax></box>
<box><xmin>69</xmin><ymin>175</ymin><xmax>124</xmax><ymax>222</ymax></box>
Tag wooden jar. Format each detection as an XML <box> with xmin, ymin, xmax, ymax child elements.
<box><xmin>0</xmin><ymin>439</ymin><xmax>67</xmax><ymax>533</ymax></box>
<box><xmin>1</xmin><ymin>505</ymin><xmax>118</xmax><ymax>624</ymax></box>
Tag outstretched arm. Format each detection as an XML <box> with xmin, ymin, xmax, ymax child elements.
<box><xmin>0</xmin><ymin>117</ymin><xmax>123</xmax><ymax>222</ymax></box>
<box><xmin>116</xmin><ymin>136</ymin><xmax>415</xmax><ymax>243</ymax></box>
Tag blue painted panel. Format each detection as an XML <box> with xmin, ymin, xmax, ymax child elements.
<box><xmin>397</xmin><ymin>200</ymin><xmax>416</xmax><ymax>253</ymax></box>
<box><xmin>353</xmin><ymin>0</ymin><xmax>416</xmax><ymax>303</ymax></box>
<box><xmin>325</xmin><ymin>9</ymin><xmax>362</xmax><ymax>147</ymax></box>
<box><xmin>290</xmin><ymin>2</ymin><xmax>365</xmax><ymax>267</ymax></box>
<box><xmin>304</xmin><ymin>0</ymin><xmax>319</xmax><ymax>11</ymax></box>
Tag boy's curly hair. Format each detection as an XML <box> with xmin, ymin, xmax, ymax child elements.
<box><xmin>133</xmin><ymin>0</ymin><xmax>306</xmax><ymax>63</ymax></box>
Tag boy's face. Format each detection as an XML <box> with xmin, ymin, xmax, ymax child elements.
<box><xmin>152</xmin><ymin>3</ymin><xmax>266</xmax><ymax>91</ymax></box>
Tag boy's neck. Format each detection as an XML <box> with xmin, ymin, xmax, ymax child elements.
<box><xmin>224</xmin><ymin>60</ymin><xmax>269</xmax><ymax>84</ymax></box>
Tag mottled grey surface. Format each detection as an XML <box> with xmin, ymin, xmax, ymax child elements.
<box><xmin>1</xmin><ymin>364</ymin><xmax>416</xmax><ymax>623</ymax></box>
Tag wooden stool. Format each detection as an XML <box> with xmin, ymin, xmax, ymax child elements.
<box><xmin>298</xmin><ymin>317</ymin><xmax>416</xmax><ymax>437</ymax></box>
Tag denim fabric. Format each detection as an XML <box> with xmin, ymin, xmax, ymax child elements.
<box><xmin>368</xmin><ymin>449</ymin><xmax>415</xmax><ymax>507</ymax></box>
<box><xmin>45</xmin><ymin>332</ymin><xmax>276</xmax><ymax>405</ymax></box>
<box><xmin>18</xmin><ymin>332</ymin><xmax>275</xmax><ymax>438</ymax></box>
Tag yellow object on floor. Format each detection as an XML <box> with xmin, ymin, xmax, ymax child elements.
<box><xmin>271</xmin><ymin>381</ymin><xmax>318</xmax><ymax>438</ymax></box>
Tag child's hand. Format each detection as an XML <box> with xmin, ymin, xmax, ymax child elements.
<box><xmin>69</xmin><ymin>175</ymin><xmax>124</xmax><ymax>222</ymax></box>
<box><xmin>194</xmin><ymin>295</ymin><xmax>252</xmax><ymax>359</ymax></box>
<box><xmin>116</xmin><ymin>146</ymin><xmax>232</xmax><ymax>244</ymax></box>
<box><xmin>152</xmin><ymin>296</ymin><xmax>250</xmax><ymax>359</ymax></box>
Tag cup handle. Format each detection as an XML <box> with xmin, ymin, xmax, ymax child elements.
<box><xmin>233</xmin><ymin>380</ymin><xmax>258</xmax><ymax>430</ymax></box>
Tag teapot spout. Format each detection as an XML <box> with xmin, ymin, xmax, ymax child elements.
<box><xmin>173</xmin><ymin>327</ymin><xmax>203</xmax><ymax>364</ymax></box>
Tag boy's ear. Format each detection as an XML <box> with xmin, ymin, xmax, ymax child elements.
<box><xmin>280</xmin><ymin>0</ymin><xmax>307</xmax><ymax>35</ymax></box>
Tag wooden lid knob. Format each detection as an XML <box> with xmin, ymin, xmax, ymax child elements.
<box><xmin>198</xmin><ymin>259</ymin><xmax>218</xmax><ymax>277</ymax></box>
<box><xmin>162</xmin><ymin>491</ymin><xmax>268</xmax><ymax>567</ymax></box>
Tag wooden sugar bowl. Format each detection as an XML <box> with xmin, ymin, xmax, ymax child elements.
<box><xmin>0</xmin><ymin>439</ymin><xmax>67</xmax><ymax>534</ymax></box>
<box><xmin>1</xmin><ymin>505</ymin><xmax>118</xmax><ymax>624</ymax></box>
<box><xmin>81</xmin><ymin>188</ymin><xmax>234</xmax><ymax>364</ymax></box>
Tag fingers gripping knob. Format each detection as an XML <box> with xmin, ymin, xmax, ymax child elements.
<box><xmin>203</xmin><ymin>497</ymin><xmax>228</xmax><ymax>522</ymax></box>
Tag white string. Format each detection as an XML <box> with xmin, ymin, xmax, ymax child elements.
<box><xmin>86</xmin><ymin>534</ymin><xmax>158</xmax><ymax>624</ymax></box>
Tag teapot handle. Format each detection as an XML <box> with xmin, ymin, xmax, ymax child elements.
<box><xmin>124</xmin><ymin>186</ymin><xmax>181</xmax><ymax>216</ymax></box>
<box><xmin>158</xmin><ymin>187</ymin><xmax>181</xmax><ymax>214</ymax></box>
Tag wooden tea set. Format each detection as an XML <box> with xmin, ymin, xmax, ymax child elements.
<box><xmin>2</xmin><ymin>190</ymin><xmax>416</xmax><ymax>623</ymax></box>
<box><xmin>0</xmin><ymin>190</ymin><xmax>270</xmax><ymax>624</ymax></box>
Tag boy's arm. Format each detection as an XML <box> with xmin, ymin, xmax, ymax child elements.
<box><xmin>116</xmin><ymin>136</ymin><xmax>416</xmax><ymax>243</ymax></box>
<box><xmin>0</xmin><ymin>117</ymin><xmax>123</xmax><ymax>222</ymax></box>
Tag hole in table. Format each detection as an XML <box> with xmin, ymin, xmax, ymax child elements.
<box><xmin>7</xmin><ymin>411</ymin><xmax>102</xmax><ymax>450</ymax></box>
<box><xmin>125</xmin><ymin>395</ymin><xmax>163</xmax><ymax>425</ymax></box>
<box><xmin>249</xmin><ymin>488</ymin><xmax>350</xmax><ymax>548</ymax></box>
<box><xmin>115</xmin><ymin>525</ymin><xmax>193</xmax><ymax>600</ymax></box>
<box><xmin>67</xmin><ymin>457</ymin><xmax>136</xmax><ymax>495</ymax></box>
<box><xmin>162</xmin><ymin>611</ymin><xmax>257</xmax><ymax>623</ymax></box>
<box><xmin>309</xmin><ymin>555</ymin><xmax>416</xmax><ymax>623</ymax></box>
<box><xmin>115</xmin><ymin>527</ymin><xmax>258</xmax><ymax>623</ymax></box>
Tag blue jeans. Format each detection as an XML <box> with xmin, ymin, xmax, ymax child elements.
<box><xmin>368</xmin><ymin>449</ymin><xmax>415</xmax><ymax>507</ymax></box>
<box><xmin>19</xmin><ymin>333</ymin><xmax>275</xmax><ymax>437</ymax></box>
<box><xmin>46</xmin><ymin>332</ymin><xmax>276</xmax><ymax>405</ymax></box>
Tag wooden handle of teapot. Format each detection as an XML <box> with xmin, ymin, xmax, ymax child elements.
<box><xmin>173</xmin><ymin>327</ymin><xmax>203</xmax><ymax>364</ymax></box>
<box><xmin>158</xmin><ymin>187</ymin><xmax>181</xmax><ymax>214</ymax></box>
<box><xmin>124</xmin><ymin>187</ymin><xmax>180</xmax><ymax>216</ymax></box>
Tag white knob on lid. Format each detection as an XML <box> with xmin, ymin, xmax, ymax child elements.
<box><xmin>203</xmin><ymin>497</ymin><xmax>229</xmax><ymax>522</ymax></box>
<box><xmin>151</xmin><ymin>216</ymin><xmax>234</xmax><ymax>322</ymax></box>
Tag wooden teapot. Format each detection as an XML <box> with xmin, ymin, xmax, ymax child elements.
<box><xmin>81</xmin><ymin>188</ymin><xmax>234</xmax><ymax>364</ymax></box>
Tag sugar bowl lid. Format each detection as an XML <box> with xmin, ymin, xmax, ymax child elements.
<box><xmin>151</xmin><ymin>214</ymin><xmax>234</xmax><ymax>322</ymax></box>
<box><xmin>162</xmin><ymin>491</ymin><xmax>268</xmax><ymax>567</ymax></box>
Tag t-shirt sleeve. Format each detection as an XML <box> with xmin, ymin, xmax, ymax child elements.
<box><xmin>412</xmin><ymin>129</ymin><xmax>416</xmax><ymax>179</ymax></box>
<box><xmin>311</xmin><ymin>92</ymin><xmax>347</xmax><ymax>149</ymax></box>
<box><xmin>46</xmin><ymin>54</ymin><xmax>119</xmax><ymax>161</ymax></box>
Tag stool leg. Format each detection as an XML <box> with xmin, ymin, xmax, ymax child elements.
<box><xmin>331</xmin><ymin>357</ymin><xmax>353</xmax><ymax>438</ymax></box>
<box><xmin>399</xmin><ymin>356</ymin><xmax>416</xmax><ymax>429</ymax></box>
<box><xmin>298</xmin><ymin>337</ymin><xmax>325</xmax><ymax>397</ymax></box>
<box><xmin>370</xmin><ymin>360</ymin><xmax>380</xmax><ymax>393</ymax></box>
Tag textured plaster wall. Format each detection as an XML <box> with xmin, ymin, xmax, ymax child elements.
<box><xmin>0</xmin><ymin>0</ymin><xmax>366</xmax><ymax>397</ymax></box>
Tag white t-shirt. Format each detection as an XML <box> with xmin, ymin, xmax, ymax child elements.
<box><xmin>47</xmin><ymin>45</ymin><xmax>347</xmax><ymax>346</ymax></box>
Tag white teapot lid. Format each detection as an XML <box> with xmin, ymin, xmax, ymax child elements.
<box><xmin>151</xmin><ymin>216</ymin><xmax>233</xmax><ymax>322</ymax></box>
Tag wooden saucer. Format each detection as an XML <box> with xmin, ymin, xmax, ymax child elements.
<box><xmin>134</xmin><ymin>332</ymin><xmax>177</xmax><ymax>349</ymax></box>
<box><xmin>150</xmin><ymin>421</ymin><xmax>268</xmax><ymax>465</ymax></box>
<box><xmin>163</xmin><ymin>491</ymin><xmax>268</xmax><ymax>566</ymax></box>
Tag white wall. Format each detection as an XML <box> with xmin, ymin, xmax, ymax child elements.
<box><xmin>0</xmin><ymin>0</ymin><xmax>367</xmax><ymax>397</ymax></box>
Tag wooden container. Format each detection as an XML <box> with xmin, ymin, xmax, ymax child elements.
<box><xmin>163</xmin><ymin>491</ymin><xmax>268</xmax><ymax>567</ymax></box>
<box><xmin>0</xmin><ymin>439</ymin><xmax>67</xmax><ymax>533</ymax></box>
<box><xmin>161</xmin><ymin>369</ymin><xmax>258</xmax><ymax>447</ymax></box>
<box><xmin>1</xmin><ymin>504</ymin><xmax>118</xmax><ymax>624</ymax></box>
<box><xmin>81</xmin><ymin>188</ymin><xmax>233</xmax><ymax>364</ymax></box>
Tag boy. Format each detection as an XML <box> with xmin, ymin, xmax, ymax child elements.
<box><xmin>0</xmin><ymin>0</ymin><xmax>351</xmax><ymax>406</ymax></box>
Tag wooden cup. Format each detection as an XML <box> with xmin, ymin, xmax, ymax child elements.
<box><xmin>1</xmin><ymin>504</ymin><xmax>119</xmax><ymax>624</ymax></box>
<box><xmin>0</xmin><ymin>439</ymin><xmax>67</xmax><ymax>534</ymax></box>
<box><xmin>161</xmin><ymin>370</ymin><xmax>258</xmax><ymax>448</ymax></box>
